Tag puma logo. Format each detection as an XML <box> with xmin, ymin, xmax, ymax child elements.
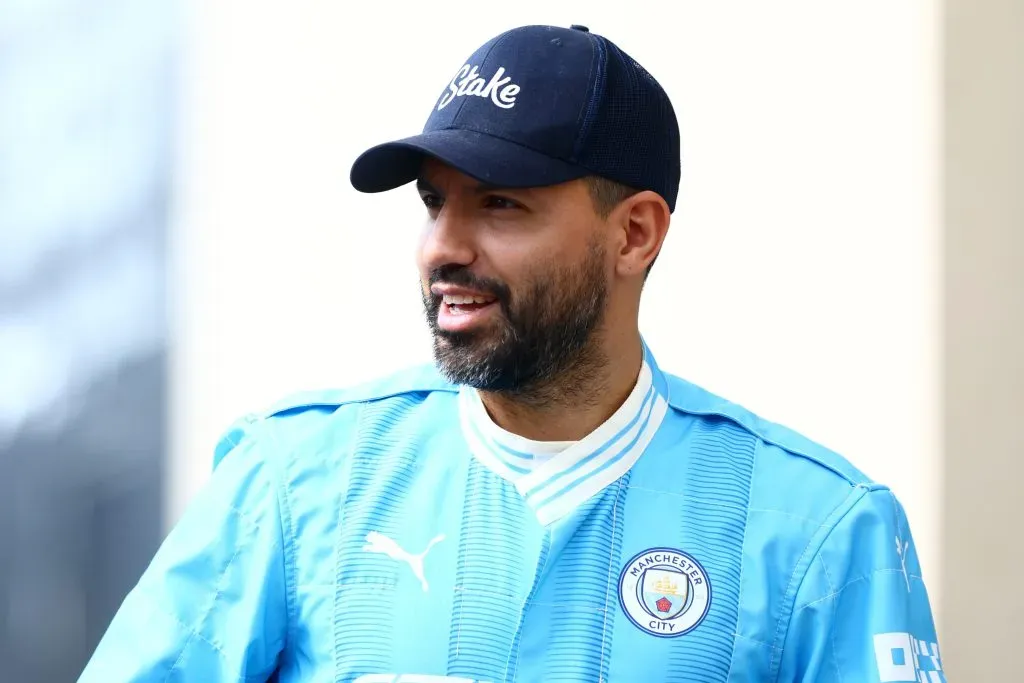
<box><xmin>363</xmin><ymin>531</ymin><xmax>446</xmax><ymax>592</ymax></box>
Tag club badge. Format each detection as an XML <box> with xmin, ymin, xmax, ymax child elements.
<box><xmin>618</xmin><ymin>547</ymin><xmax>712</xmax><ymax>638</ymax></box>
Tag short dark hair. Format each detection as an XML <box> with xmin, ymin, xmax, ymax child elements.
<box><xmin>584</xmin><ymin>175</ymin><xmax>639</xmax><ymax>218</ymax></box>
<box><xmin>583</xmin><ymin>176</ymin><xmax>658</xmax><ymax>276</ymax></box>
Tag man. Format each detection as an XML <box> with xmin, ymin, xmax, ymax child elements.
<box><xmin>80</xmin><ymin>24</ymin><xmax>943</xmax><ymax>683</ymax></box>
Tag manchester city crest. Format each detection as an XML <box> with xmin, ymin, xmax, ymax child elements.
<box><xmin>618</xmin><ymin>548</ymin><xmax>711</xmax><ymax>638</ymax></box>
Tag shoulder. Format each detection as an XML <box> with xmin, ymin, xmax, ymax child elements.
<box><xmin>660</xmin><ymin>370</ymin><xmax>926</xmax><ymax>583</ymax></box>
<box><xmin>659</xmin><ymin>370</ymin><xmax>899</xmax><ymax>545</ymax></box>
<box><xmin>213</xmin><ymin>363</ymin><xmax>457</xmax><ymax>469</ymax></box>
<box><xmin>264</xmin><ymin>362</ymin><xmax>456</xmax><ymax>417</ymax></box>
<box><xmin>658</xmin><ymin>373</ymin><xmax>937</xmax><ymax>657</ymax></box>
<box><xmin>663</xmin><ymin>371</ymin><xmax>875</xmax><ymax>488</ymax></box>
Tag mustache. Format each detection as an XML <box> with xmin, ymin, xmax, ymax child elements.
<box><xmin>426</xmin><ymin>266</ymin><xmax>511</xmax><ymax>305</ymax></box>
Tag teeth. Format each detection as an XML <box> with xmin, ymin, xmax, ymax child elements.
<box><xmin>443</xmin><ymin>294</ymin><xmax>494</xmax><ymax>305</ymax></box>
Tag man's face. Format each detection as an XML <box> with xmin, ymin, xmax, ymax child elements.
<box><xmin>416</xmin><ymin>159</ymin><xmax>611</xmax><ymax>393</ymax></box>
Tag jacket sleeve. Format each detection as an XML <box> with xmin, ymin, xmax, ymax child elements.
<box><xmin>776</xmin><ymin>487</ymin><xmax>945</xmax><ymax>682</ymax></box>
<box><xmin>78</xmin><ymin>416</ymin><xmax>289</xmax><ymax>682</ymax></box>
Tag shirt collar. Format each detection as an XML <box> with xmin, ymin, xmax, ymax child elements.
<box><xmin>458</xmin><ymin>340</ymin><xmax>671</xmax><ymax>525</ymax></box>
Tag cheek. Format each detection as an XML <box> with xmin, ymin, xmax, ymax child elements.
<box><xmin>414</xmin><ymin>246</ymin><xmax>431</xmax><ymax>293</ymax></box>
<box><xmin>415</xmin><ymin>236</ymin><xmax>437</xmax><ymax>282</ymax></box>
<box><xmin>414</xmin><ymin>227</ymin><xmax>429</xmax><ymax>266</ymax></box>
<box><xmin>501</xmin><ymin>239</ymin><xmax>578</xmax><ymax>284</ymax></box>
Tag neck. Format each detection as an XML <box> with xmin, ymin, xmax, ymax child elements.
<box><xmin>479</xmin><ymin>331</ymin><xmax>645</xmax><ymax>442</ymax></box>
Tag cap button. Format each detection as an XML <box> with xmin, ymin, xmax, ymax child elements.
<box><xmin>570</xmin><ymin>25</ymin><xmax>590</xmax><ymax>32</ymax></box>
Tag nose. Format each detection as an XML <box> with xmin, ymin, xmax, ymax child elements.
<box><xmin>418</xmin><ymin>203</ymin><xmax>477</xmax><ymax>271</ymax></box>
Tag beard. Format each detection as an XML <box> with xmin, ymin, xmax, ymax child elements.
<box><xmin>421</xmin><ymin>240</ymin><xmax>609</xmax><ymax>398</ymax></box>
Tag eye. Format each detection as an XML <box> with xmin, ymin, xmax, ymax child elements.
<box><xmin>483</xmin><ymin>195</ymin><xmax>521</xmax><ymax>210</ymax></box>
<box><xmin>420</xmin><ymin>193</ymin><xmax>443</xmax><ymax>211</ymax></box>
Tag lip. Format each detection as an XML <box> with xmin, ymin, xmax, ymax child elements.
<box><xmin>429</xmin><ymin>282</ymin><xmax>502</xmax><ymax>333</ymax></box>
<box><xmin>433</xmin><ymin>293</ymin><xmax>500</xmax><ymax>334</ymax></box>
<box><xmin>436</xmin><ymin>299</ymin><xmax>500</xmax><ymax>333</ymax></box>
<box><xmin>430</xmin><ymin>284</ymin><xmax>496</xmax><ymax>299</ymax></box>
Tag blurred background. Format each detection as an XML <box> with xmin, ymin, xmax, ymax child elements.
<box><xmin>0</xmin><ymin>1</ymin><xmax>1019</xmax><ymax>681</ymax></box>
<box><xmin>0</xmin><ymin>1</ymin><xmax>174</xmax><ymax>681</ymax></box>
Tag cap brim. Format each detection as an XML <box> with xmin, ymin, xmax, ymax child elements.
<box><xmin>349</xmin><ymin>129</ymin><xmax>589</xmax><ymax>193</ymax></box>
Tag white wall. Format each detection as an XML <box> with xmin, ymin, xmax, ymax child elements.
<box><xmin>169</xmin><ymin>0</ymin><xmax>942</xmax><ymax>619</ymax></box>
<box><xmin>941</xmin><ymin>0</ymin><xmax>1024</xmax><ymax>676</ymax></box>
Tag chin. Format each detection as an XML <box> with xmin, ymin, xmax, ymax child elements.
<box><xmin>433</xmin><ymin>331</ymin><xmax>496</xmax><ymax>357</ymax></box>
<box><xmin>432</xmin><ymin>331</ymin><xmax>506</xmax><ymax>373</ymax></box>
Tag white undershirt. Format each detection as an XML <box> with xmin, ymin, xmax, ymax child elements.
<box><xmin>458</xmin><ymin>361</ymin><xmax>669</xmax><ymax>525</ymax></box>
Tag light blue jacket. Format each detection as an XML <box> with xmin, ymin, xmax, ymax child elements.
<box><xmin>79</xmin><ymin>348</ymin><xmax>942</xmax><ymax>682</ymax></box>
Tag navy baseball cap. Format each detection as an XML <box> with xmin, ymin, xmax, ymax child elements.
<box><xmin>349</xmin><ymin>24</ymin><xmax>681</xmax><ymax>212</ymax></box>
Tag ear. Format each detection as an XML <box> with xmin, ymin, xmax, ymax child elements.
<box><xmin>613</xmin><ymin>191</ymin><xmax>671</xmax><ymax>278</ymax></box>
